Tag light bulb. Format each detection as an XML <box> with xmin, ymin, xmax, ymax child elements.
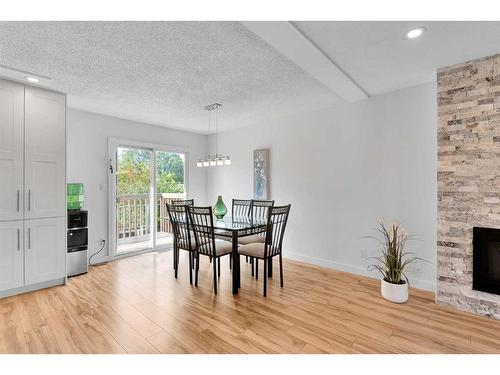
<box><xmin>406</xmin><ymin>27</ymin><xmax>426</xmax><ymax>39</ymax></box>
<box><xmin>209</xmin><ymin>159</ymin><xmax>216</xmax><ymax>167</ymax></box>
<box><xmin>216</xmin><ymin>158</ymin><xmax>224</xmax><ymax>166</ymax></box>
<box><xmin>203</xmin><ymin>160</ymin><xmax>209</xmax><ymax>167</ymax></box>
<box><xmin>196</xmin><ymin>160</ymin><xmax>203</xmax><ymax>168</ymax></box>
<box><xmin>224</xmin><ymin>157</ymin><xmax>231</xmax><ymax>165</ymax></box>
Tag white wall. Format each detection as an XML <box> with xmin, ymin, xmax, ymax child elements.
<box><xmin>207</xmin><ymin>82</ymin><xmax>437</xmax><ymax>291</ymax></box>
<box><xmin>67</xmin><ymin>109</ymin><xmax>208</xmax><ymax>263</ymax></box>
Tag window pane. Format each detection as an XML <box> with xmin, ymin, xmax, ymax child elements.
<box><xmin>116</xmin><ymin>147</ymin><xmax>153</xmax><ymax>253</ymax></box>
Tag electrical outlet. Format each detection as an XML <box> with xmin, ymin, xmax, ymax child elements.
<box><xmin>100</xmin><ymin>239</ymin><xmax>106</xmax><ymax>245</ymax></box>
<box><xmin>360</xmin><ymin>249</ymin><xmax>368</xmax><ymax>260</ymax></box>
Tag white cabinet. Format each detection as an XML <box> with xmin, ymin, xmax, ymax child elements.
<box><xmin>0</xmin><ymin>78</ymin><xmax>66</xmax><ymax>297</ymax></box>
<box><xmin>25</xmin><ymin>86</ymin><xmax>66</xmax><ymax>219</ymax></box>
<box><xmin>25</xmin><ymin>217</ymin><xmax>65</xmax><ymax>285</ymax></box>
<box><xmin>0</xmin><ymin>221</ymin><xmax>24</xmax><ymax>291</ymax></box>
<box><xmin>0</xmin><ymin>80</ymin><xmax>24</xmax><ymax>221</ymax></box>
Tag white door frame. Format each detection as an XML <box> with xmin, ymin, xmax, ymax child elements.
<box><xmin>107</xmin><ymin>138</ymin><xmax>190</xmax><ymax>260</ymax></box>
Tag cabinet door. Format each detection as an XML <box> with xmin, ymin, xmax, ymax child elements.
<box><xmin>0</xmin><ymin>221</ymin><xmax>24</xmax><ymax>291</ymax></box>
<box><xmin>0</xmin><ymin>79</ymin><xmax>24</xmax><ymax>221</ymax></box>
<box><xmin>25</xmin><ymin>86</ymin><xmax>66</xmax><ymax>219</ymax></box>
<box><xmin>25</xmin><ymin>217</ymin><xmax>65</xmax><ymax>285</ymax></box>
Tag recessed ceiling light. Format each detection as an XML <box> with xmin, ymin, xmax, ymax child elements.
<box><xmin>406</xmin><ymin>27</ymin><xmax>426</xmax><ymax>39</ymax></box>
<box><xmin>25</xmin><ymin>76</ymin><xmax>39</xmax><ymax>83</ymax></box>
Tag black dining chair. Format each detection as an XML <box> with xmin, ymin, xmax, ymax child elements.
<box><xmin>188</xmin><ymin>206</ymin><xmax>233</xmax><ymax>294</ymax></box>
<box><xmin>238</xmin><ymin>204</ymin><xmax>291</xmax><ymax>297</ymax></box>
<box><xmin>166</xmin><ymin>203</ymin><xmax>195</xmax><ymax>284</ymax></box>
<box><xmin>232</xmin><ymin>199</ymin><xmax>252</xmax><ymax>220</ymax></box>
<box><xmin>229</xmin><ymin>199</ymin><xmax>253</xmax><ymax>264</ymax></box>
<box><xmin>238</xmin><ymin>199</ymin><xmax>274</xmax><ymax>245</ymax></box>
<box><xmin>237</xmin><ymin>200</ymin><xmax>274</xmax><ymax>276</ymax></box>
<box><xmin>168</xmin><ymin>199</ymin><xmax>195</xmax><ymax>269</ymax></box>
<box><xmin>171</xmin><ymin>198</ymin><xmax>194</xmax><ymax>207</ymax></box>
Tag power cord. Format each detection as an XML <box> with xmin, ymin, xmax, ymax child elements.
<box><xmin>89</xmin><ymin>239</ymin><xmax>107</xmax><ymax>267</ymax></box>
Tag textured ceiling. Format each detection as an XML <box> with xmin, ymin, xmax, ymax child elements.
<box><xmin>1</xmin><ymin>21</ymin><xmax>500</xmax><ymax>134</ymax></box>
<box><xmin>0</xmin><ymin>21</ymin><xmax>340</xmax><ymax>133</ymax></box>
<box><xmin>294</xmin><ymin>21</ymin><xmax>500</xmax><ymax>96</ymax></box>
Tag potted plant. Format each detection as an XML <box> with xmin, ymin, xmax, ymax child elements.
<box><xmin>367</xmin><ymin>221</ymin><xmax>424</xmax><ymax>304</ymax></box>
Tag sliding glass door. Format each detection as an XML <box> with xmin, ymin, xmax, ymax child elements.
<box><xmin>110</xmin><ymin>140</ymin><xmax>188</xmax><ymax>257</ymax></box>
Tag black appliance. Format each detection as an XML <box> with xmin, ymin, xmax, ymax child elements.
<box><xmin>67</xmin><ymin>210</ymin><xmax>88</xmax><ymax>276</ymax></box>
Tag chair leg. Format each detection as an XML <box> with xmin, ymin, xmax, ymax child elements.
<box><xmin>174</xmin><ymin>248</ymin><xmax>178</xmax><ymax>279</ymax></box>
<box><xmin>195</xmin><ymin>253</ymin><xmax>200</xmax><ymax>287</ymax></box>
<box><xmin>279</xmin><ymin>253</ymin><xmax>284</xmax><ymax>287</ymax></box>
<box><xmin>229</xmin><ymin>254</ymin><xmax>232</xmax><ymax>270</ymax></box>
<box><xmin>255</xmin><ymin>259</ymin><xmax>258</xmax><ymax>280</ymax></box>
<box><xmin>191</xmin><ymin>252</ymin><xmax>195</xmax><ymax>269</ymax></box>
<box><xmin>188</xmin><ymin>251</ymin><xmax>193</xmax><ymax>285</ymax></box>
<box><xmin>212</xmin><ymin>256</ymin><xmax>218</xmax><ymax>294</ymax></box>
<box><xmin>251</xmin><ymin>257</ymin><xmax>254</xmax><ymax>277</ymax></box>
<box><xmin>218</xmin><ymin>257</ymin><xmax>221</xmax><ymax>278</ymax></box>
<box><xmin>263</xmin><ymin>258</ymin><xmax>268</xmax><ymax>297</ymax></box>
<box><xmin>246</xmin><ymin>255</ymin><xmax>248</xmax><ymax>263</ymax></box>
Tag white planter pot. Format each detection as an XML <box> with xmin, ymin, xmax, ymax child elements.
<box><xmin>381</xmin><ymin>279</ymin><xmax>408</xmax><ymax>303</ymax></box>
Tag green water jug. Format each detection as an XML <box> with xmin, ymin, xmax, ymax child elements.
<box><xmin>67</xmin><ymin>183</ymin><xmax>84</xmax><ymax>210</ymax></box>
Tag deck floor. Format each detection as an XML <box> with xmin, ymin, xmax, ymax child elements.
<box><xmin>117</xmin><ymin>232</ymin><xmax>173</xmax><ymax>253</ymax></box>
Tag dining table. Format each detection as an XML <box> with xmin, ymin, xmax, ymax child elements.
<box><xmin>212</xmin><ymin>216</ymin><xmax>267</xmax><ymax>294</ymax></box>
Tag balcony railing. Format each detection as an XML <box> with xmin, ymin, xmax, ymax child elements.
<box><xmin>116</xmin><ymin>193</ymin><xmax>185</xmax><ymax>241</ymax></box>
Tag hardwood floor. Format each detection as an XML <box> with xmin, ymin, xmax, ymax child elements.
<box><xmin>1</xmin><ymin>250</ymin><xmax>499</xmax><ymax>354</ymax></box>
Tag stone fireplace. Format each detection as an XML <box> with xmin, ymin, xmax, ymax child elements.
<box><xmin>437</xmin><ymin>53</ymin><xmax>500</xmax><ymax>319</ymax></box>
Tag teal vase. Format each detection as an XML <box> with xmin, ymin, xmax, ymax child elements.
<box><xmin>214</xmin><ymin>196</ymin><xmax>227</xmax><ymax>219</ymax></box>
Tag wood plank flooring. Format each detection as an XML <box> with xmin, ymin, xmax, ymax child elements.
<box><xmin>1</xmin><ymin>251</ymin><xmax>499</xmax><ymax>354</ymax></box>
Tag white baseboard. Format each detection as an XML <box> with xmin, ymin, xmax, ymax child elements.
<box><xmin>0</xmin><ymin>278</ymin><xmax>65</xmax><ymax>299</ymax></box>
<box><xmin>285</xmin><ymin>251</ymin><xmax>435</xmax><ymax>292</ymax></box>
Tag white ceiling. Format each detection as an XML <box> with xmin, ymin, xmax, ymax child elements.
<box><xmin>293</xmin><ymin>21</ymin><xmax>500</xmax><ymax>96</ymax></box>
<box><xmin>1</xmin><ymin>21</ymin><xmax>500</xmax><ymax>133</ymax></box>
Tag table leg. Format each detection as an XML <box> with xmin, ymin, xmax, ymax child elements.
<box><xmin>232</xmin><ymin>231</ymin><xmax>240</xmax><ymax>294</ymax></box>
<box><xmin>268</xmin><ymin>257</ymin><xmax>273</xmax><ymax>278</ymax></box>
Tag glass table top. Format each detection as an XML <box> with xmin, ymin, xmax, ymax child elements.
<box><xmin>163</xmin><ymin>215</ymin><xmax>266</xmax><ymax>232</ymax></box>
<box><xmin>212</xmin><ymin>216</ymin><xmax>267</xmax><ymax>231</ymax></box>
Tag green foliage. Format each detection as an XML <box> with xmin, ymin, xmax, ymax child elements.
<box><xmin>366</xmin><ymin>221</ymin><xmax>425</xmax><ymax>285</ymax></box>
<box><xmin>156</xmin><ymin>172</ymin><xmax>184</xmax><ymax>194</ymax></box>
<box><xmin>117</xmin><ymin>149</ymin><xmax>184</xmax><ymax>195</ymax></box>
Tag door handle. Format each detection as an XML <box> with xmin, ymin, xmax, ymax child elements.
<box><xmin>17</xmin><ymin>190</ymin><xmax>20</xmax><ymax>212</ymax></box>
<box><xmin>28</xmin><ymin>190</ymin><xmax>31</xmax><ymax>211</ymax></box>
<box><xmin>17</xmin><ymin>228</ymin><xmax>20</xmax><ymax>251</ymax></box>
<box><xmin>28</xmin><ymin>228</ymin><xmax>31</xmax><ymax>249</ymax></box>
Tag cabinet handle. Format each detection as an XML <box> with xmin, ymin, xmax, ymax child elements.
<box><xmin>17</xmin><ymin>228</ymin><xmax>20</xmax><ymax>251</ymax></box>
<box><xmin>17</xmin><ymin>190</ymin><xmax>20</xmax><ymax>212</ymax></box>
<box><xmin>28</xmin><ymin>228</ymin><xmax>31</xmax><ymax>249</ymax></box>
<box><xmin>28</xmin><ymin>190</ymin><xmax>31</xmax><ymax>211</ymax></box>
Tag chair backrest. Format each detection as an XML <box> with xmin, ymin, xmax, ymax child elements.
<box><xmin>171</xmin><ymin>198</ymin><xmax>194</xmax><ymax>207</ymax></box>
<box><xmin>264</xmin><ymin>204</ymin><xmax>291</xmax><ymax>257</ymax></box>
<box><xmin>166</xmin><ymin>203</ymin><xmax>192</xmax><ymax>251</ymax></box>
<box><xmin>251</xmin><ymin>199</ymin><xmax>274</xmax><ymax>222</ymax></box>
<box><xmin>188</xmin><ymin>206</ymin><xmax>216</xmax><ymax>257</ymax></box>
<box><xmin>232</xmin><ymin>199</ymin><xmax>252</xmax><ymax>220</ymax></box>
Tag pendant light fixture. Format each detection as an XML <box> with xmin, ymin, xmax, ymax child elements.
<box><xmin>197</xmin><ymin>103</ymin><xmax>231</xmax><ymax>167</ymax></box>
